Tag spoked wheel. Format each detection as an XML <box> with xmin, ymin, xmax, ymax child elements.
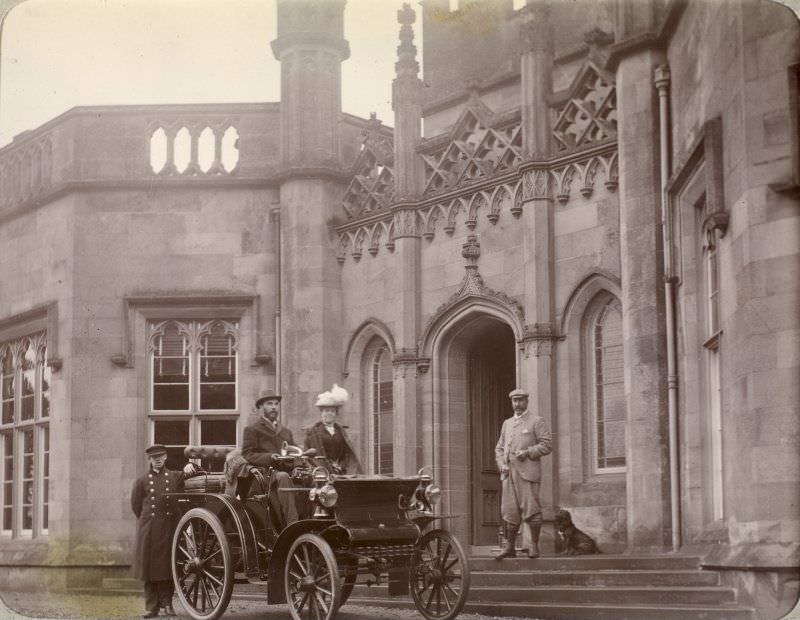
<box><xmin>172</xmin><ymin>508</ymin><xmax>234</xmax><ymax>620</ymax></box>
<box><xmin>410</xmin><ymin>529</ymin><xmax>471</xmax><ymax>620</ymax></box>
<box><xmin>285</xmin><ymin>533</ymin><xmax>342</xmax><ymax>620</ymax></box>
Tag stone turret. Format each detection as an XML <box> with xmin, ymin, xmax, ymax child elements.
<box><xmin>271</xmin><ymin>0</ymin><xmax>350</xmax><ymax>170</ymax></box>
<box><xmin>272</xmin><ymin>0</ymin><xmax>349</xmax><ymax>423</ymax></box>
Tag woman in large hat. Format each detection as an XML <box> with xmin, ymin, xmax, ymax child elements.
<box><xmin>304</xmin><ymin>384</ymin><xmax>363</xmax><ymax>475</ymax></box>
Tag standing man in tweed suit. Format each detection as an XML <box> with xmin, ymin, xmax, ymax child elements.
<box><xmin>494</xmin><ymin>388</ymin><xmax>552</xmax><ymax>560</ymax></box>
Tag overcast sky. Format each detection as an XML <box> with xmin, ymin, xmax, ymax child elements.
<box><xmin>0</xmin><ymin>0</ymin><xmax>415</xmax><ymax>146</ymax></box>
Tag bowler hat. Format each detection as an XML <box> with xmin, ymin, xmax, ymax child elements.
<box><xmin>255</xmin><ymin>389</ymin><xmax>282</xmax><ymax>408</ymax></box>
<box><xmin>508</xmin><ymin>388</ymin><xmax>530</xmax><ymax>398</ymax></box>
<box><xmin>145</xmin><ymin>444</ymin><xmax>168</xmax><ymax>456</ymax></box>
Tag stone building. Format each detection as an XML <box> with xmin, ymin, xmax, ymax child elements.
<box><xmin>0</xmin><ymin>0</ymin><xmax>798</xmax><ymax>617</ymax></box>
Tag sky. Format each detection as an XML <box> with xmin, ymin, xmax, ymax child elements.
<box><xmin>0</xmin><ymin>0</ymin><xmax>416</xmax><ymax>146</ymax></box>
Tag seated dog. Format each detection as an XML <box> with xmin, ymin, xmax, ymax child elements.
<box><xmin>554</xmin><ymin>509</ymin><xmax>600</xmax><ymax>555</ymax></box>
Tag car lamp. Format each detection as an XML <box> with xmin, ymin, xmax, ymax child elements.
<box><xmin>424</xmin><ymin>484</ymin><xmax>441</xmax><ymax>505</ymax></box>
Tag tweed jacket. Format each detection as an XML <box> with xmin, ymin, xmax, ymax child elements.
<box><xmin>304</xmin><ymin>422</ymin><xmax>363</xmax><ymax>474</ymax></box>
<box><xmin>494</xmin><ymin>410</ymin><xmax>552</xmax><ymax>483</ymax></box>
<box><xmin>131</xmin><ymin>466</ymin><xmax>192</xmax><ymax>581</ymax></box>
<box><xmin>242</xmin><ymin>416</ymin><xmax>296</xmax><ymax>468</ymax></box>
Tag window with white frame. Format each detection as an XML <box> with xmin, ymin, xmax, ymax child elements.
<box><xmin>702</xmin><ymin>224</ymin><xmax>724</xmax><ymax>519</ymax></box>
<box><xmin>587</xmin><ymin>295</ymin><xmax>626</xmax><ymax>473</ymax></box>
<box><xmin>0</xmin><ymin>332</ymin><xmax>50</xmax><ymax>537</ymax></box>
<box><xmin>148</xmin><ymin>319</ymin><xmax>239</xmax><ymax>471</ymax></box>
<box><xmin>370</xmin><ymin>346</ymin><xmax>393</xmax><ymax>475</ymax></box>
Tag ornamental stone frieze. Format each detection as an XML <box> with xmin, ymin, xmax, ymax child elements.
<box><xmin>335</xmin><ymin>147</ymin><xmax>618</xmax><ymax>263</ymax></box>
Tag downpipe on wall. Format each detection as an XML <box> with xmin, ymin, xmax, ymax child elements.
<box><xmin>271</xmin><ymin>203</ymin><xmax>282</xmax><ymax>394</ymax></box>
<box><xmin>654</xmin><ymin>64</ymin><xmax>681</xmax><ymax>551</ymax></box>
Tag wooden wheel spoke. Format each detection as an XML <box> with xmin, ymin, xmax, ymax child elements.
<box><xmin>443</xmin><ymin>582</ymin><xmax>460</xmax><ymax>600</ymax></box>
<box><xmin>440</xmin><ymin>583</ymin><xmax>453</xmax><ymax>611</ymax></box>
<box><xmin>443</xmin><ymin>556</ymin><xmax>459</xmax><ymax>573</ymax></box>
<box><xmin>314</xmin><ymin>591</ymin><xmax>329</xmax><ymax>615</ymax></box>
<box><xmin>292</xmin><ymin>553</ymin><xmax>310</xmax><ymax>577</ymax></box>
<box><xmin>202</xmin><ymin>568</ymin><xmax>224</xmax><ymax>589</ymax></box>
<box><xmin>203</xmin><ymin>546</ymin><xmax>222</xmax><ymax>564</ymax></box>
<box><xmin>425</xmin><ymin>582</ymin><xmax>437</xmax><ymax>609</ymax></box>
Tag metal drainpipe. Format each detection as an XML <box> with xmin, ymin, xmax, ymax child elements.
<box><xmin>654</xmin><ymin>64</ymin><xmax>681</xmax><ymax>551</ymax></box>
<box><xmin>270</xmin><ymin>203</ymin><xmax>282</xmax><ymax>394</ymax></box>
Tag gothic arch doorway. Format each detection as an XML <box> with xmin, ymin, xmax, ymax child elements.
<box><xmin>434</xmin><ymin>312</ymin><xmax>517</xmax><ymax>547</ymax></box>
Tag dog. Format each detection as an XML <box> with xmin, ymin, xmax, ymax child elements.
<box><xmin>554</xmin><ymin>509</ymin><xmax>600</xmax><ymax>555</ymax></box>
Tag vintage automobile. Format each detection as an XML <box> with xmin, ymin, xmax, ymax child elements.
<box><xmin>165</xmin><ymin>445</ymin><xmax>470</xmax><ymax>620</ymax></box>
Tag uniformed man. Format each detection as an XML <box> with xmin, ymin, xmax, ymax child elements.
<box><xmin>130</xmin><ymin>444</ymin><xmax>196</xmax><ymax>618</ymax></box>
<box><xmin>241</xmin><ymin>389</ymin><xmax>298</xmax><ymax>527</ymax></box>
<box><xmin>494</xmin><ymin>388</ymin><xmax>552</xmax><ymax>560</ymax></box>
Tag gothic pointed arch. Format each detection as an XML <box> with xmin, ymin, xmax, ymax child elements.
<box><xmin>420</xmin><ymin>279</ymin><xmax>525</xmax><ymax>360</ymax></box>
<box><xmin>343</xmin><ymin>318</ymin><xmax>396</xmax><ymax>379</ymax></box>
<box><xmin>559</xmin><ymin>270</ymin><xmax>622</xmax><ymax>337</ymax></box>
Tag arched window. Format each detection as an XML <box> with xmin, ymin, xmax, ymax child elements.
<box><xmin>587</xmin><ymin>296</ymin><xmax>625</xmax><ymax>473</ymax></box>
<box><xmin>370</xmin><ymin>346</ymin><xmax>393</xmax><ymax>474</ymax></box>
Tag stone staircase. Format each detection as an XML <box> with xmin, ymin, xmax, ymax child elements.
<box><xmin>326</xmin><ymin>554</ymin><xmax>754</xmax><ymax>620</ymax></box>
<box><xmin>104</xmin><ymin>554</ymin><xmax>756</xmax><ymax>620</ymax></box>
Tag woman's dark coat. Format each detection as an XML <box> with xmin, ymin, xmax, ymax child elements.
<box><xmin>304</xmin><ymin>422</ymin><xmax>363</xmax><ymax>474</ymax></box>
<box><xmin>130</xmin><ymin>467</ymin><xmax>191</xmax><ymax>581</ymax></box>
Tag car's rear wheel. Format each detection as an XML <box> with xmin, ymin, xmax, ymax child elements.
<box><xmin>410</xmin><ymin>529</ymin><xmax>470</xmax><ymax>620</ymax></box>
<box><xmin>285</xmin><ymin>533</ymin><xmax>342</xmax><ymax>620</ymax></box>
<box><xmin>172</xmin><ymin>508</ymin><xmax>234</xmax><ymax>620</ymax></box>
<box><xmin>338</xmin><ymin>558</ymin><xmax>357</xmax><ymax>608</ymax></box>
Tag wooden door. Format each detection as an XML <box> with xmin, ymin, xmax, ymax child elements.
<box><xmin>468</xmin><ymin>327</ymin><xmax>515</xmax><ymax>545</ymax></box>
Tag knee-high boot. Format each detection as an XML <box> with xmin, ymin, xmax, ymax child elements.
<box><xmin>495</xmin><ymin>522</ymin><xmax>518</xmax><ymax>560</ymax></box>
<box><xmin>526</xmin><ymin>516</ymin><xmax>542</xmax><ymax>559</ymax></box>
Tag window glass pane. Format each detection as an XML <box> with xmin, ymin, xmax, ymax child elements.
<box><xmin>2</xmin><ymin>350</ymin><xmax>14</xmax><ymax>425</ymax></box>
<box><xmin>41</xmin><ymin>360</ymin><xmax>50</xmax><ymax>419</ymax></box>
<box><xmin>41</xmin><ymin>426</ymin><xmax>49</xmax><ymax>532</ymax></box>
<box><xmin>21</xmin><ymin>428</ymin><xmax>34</xmax><ymax>531</ymax></box>
<box><xmin>152</xmin><ymin>324</ymin><xmax>190</xmax><ymax>411</ymax></box>
<box><xmin>2</xmin><ymin>432</ymin><xmax>12</xmax><ymax>532</ymax></box>
<box><xmin>594</xmin><ymin>300</ymin><xmax>625</xmax><ymax>470</ymax></box>
<box><xmin>154</xmin><ymin>385</ymin><xmax>190</xmax><ymax>411</ymax></box>
<box><xmin>153</xmin><ymin>420</ymin><xmax>190</xmax><ymax>446</ymax></box>
<box><xmin>199</xmin><ymin>323</ymin><xmax>236</xmax><ymax>410</ymax></box>
<box><xmin>20</xmin><ymin>343</ymin><xmax>35</xmax><ymax>422</ymax></box>
<box><xmin>165</xmin><ymin>447</ymin><xmax>187</xmax><ymax>472</ymax></box>
<box><xmin>200</xmin><ymin>419</ymin><xmax>237</xmax><ymax>446</ymax></box>
<box><xmin>371</xmin><ymin>346</ymin><xmax>393</xmax><ymax>475</ymax></box>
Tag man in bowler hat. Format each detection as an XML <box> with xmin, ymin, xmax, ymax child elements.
<box><xmin>130</xmin><ymin>444</ymin><xmax>197</xmax><ymax>617</ymax></box>
<box><xmin>494</xmin><ymin>388</ymin><xmax>552</xmax><ymax>559</ymax></box>
<box><xmin>242</xmin><ymin>389</ymin><xmax>298</xmax><ymax>527</ymax></box>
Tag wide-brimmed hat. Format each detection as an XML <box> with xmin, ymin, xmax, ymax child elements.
<box><xmin>255</xmin><ymin>389</ymin><xmax>282</xmax><ymax>408</ymax></box>
<box><xmin>315</xmin><ymin>384</ymin><xmax>348</xmax><ymax>408</ymax></box>
<box><xmin>508</xmin><ymin>388</ymin><xmax>530</xmax><ymax>398</ymax></box>
<box><xmin>145</xmin><ymin>444</ymin><xmax>168</xmax><ymax>457</ymax></box>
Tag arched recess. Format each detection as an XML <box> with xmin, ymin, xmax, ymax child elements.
<box><xmin>419</xmin><ymin>297</ymin><xmax>524</xmax><ymax>546</ymax></box>
<box><xmin>341</xmin><ymin>319</ymin><xmax>396</xmax><ymax>468</ymax></box>
<box><xmin>554</xmin><ymin>271</ymin><xmax>627</xmax><ymax>551</ymax></box>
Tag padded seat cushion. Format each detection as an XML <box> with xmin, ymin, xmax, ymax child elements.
<box><xmin>183</xmin><ymin>473</ymin><xmax>227</xmax><ymax>493</ymax></box>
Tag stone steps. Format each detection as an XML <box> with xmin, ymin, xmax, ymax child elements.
<box><xmin>469</xmin><ymin>569</ymin><xmax>721</xmax><ymax>587</ymax></box>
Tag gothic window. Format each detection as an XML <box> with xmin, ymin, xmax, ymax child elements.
<box><xmin>370</xmin><ymin>346</ymin><xmax>393</xmax><ymax>474</ymax></box>
<box><xmin>586</xmin><ymin>295</ymin><xmax>626</xmax><ymax>473</ymax></box>
<box><xmin>0</xmin><ymin>333</ymin><xmax>50</xmax><ymax>538</ymax></box>
<box><xmin>148</xmin><ymin>320</ymin><xmax>239</xmax><ymax>471</ymax></box>
<box><xmin>702</xmin><ymin>222</ymin><xmax>723</xmax><ymax>520</ymax></box>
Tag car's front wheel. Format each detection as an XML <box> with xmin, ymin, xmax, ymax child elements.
<box><xmin>410</xmin><ymin>529</ymin><xmax>471</xmax><ymax>620</ymax></box>
<box><xmin>284</xmin><ymin>533</ymin><xmax>342</xmax><ymax>620</ymax></box>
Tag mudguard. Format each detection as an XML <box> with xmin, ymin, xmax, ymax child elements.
<box><xmin>167</xmin><ymin>492</ymin><xmax>261</xmax><ymax>578</ymax></box>
<box><xmin>266</xmin><ymin>518</ymin><xmax>337</xmax><ymax>604</ymax></box>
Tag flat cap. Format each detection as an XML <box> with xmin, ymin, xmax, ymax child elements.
<box><xmin>145</xmin><ymin>444</ymin><xmax>168</xmax><ymax>456</ymax></box>
<box><xmin>508</xmin><ymin>388</ymin><xmax>530</xmax><ymax>398</ymax></box>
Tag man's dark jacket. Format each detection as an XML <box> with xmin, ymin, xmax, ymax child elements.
<box><xmin>242</xmin><ymin>417</ymin><xmax>295</xmax><ymax>467</ymax></box>
<box><xmin>130</xmin><ymin>467</ymin><xmax>191</xmax><ymax>581</ymax></box>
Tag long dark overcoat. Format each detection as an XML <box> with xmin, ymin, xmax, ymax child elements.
<box><xmin>242</xmin><ymin>418</ymin><xmax>295</xmax><ymax>467</ymax></box>
<box><xmin>304</xmin><ymin>422</ymin><xmax>363</xmax><ymax>474</ymax></box>
<box><xmin>130</xmin><ymin>467</ymin><xmax>190</xmax><ymax>581</ymax></box>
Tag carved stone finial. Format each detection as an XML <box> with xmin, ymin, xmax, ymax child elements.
<box><xmin>395</xmin><ymin>3</ymin><xmax>420</xmax><ymax>81</ymax></box>
<box><xmin>461</xmin><ymin>234</ymin><xmax>481</xmax><ymax>265</ymax></box>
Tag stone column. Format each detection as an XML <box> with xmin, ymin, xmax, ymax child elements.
<box><xmin>391</xmin><ymin>4</ymin><xmax>425</xmax><ymax>473</ymax></box>
<box><xmin>519</xmin><ymin>2</ymin><xmax>557</xmax><ymax>521</ymax></box>
<box><xmin>616</xmin><ymin>46</ymin><xmax>671</xmax><ymax>549</ymax></box>
<box><xmin>272</xmin><ymin>0</ymin><xmax>350</xmax><ymax>427</ymax></box>
<box><xmin>520</xmin><ymin>1</ymin><xmax>553</xmax><ymax>159</ymax></box>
